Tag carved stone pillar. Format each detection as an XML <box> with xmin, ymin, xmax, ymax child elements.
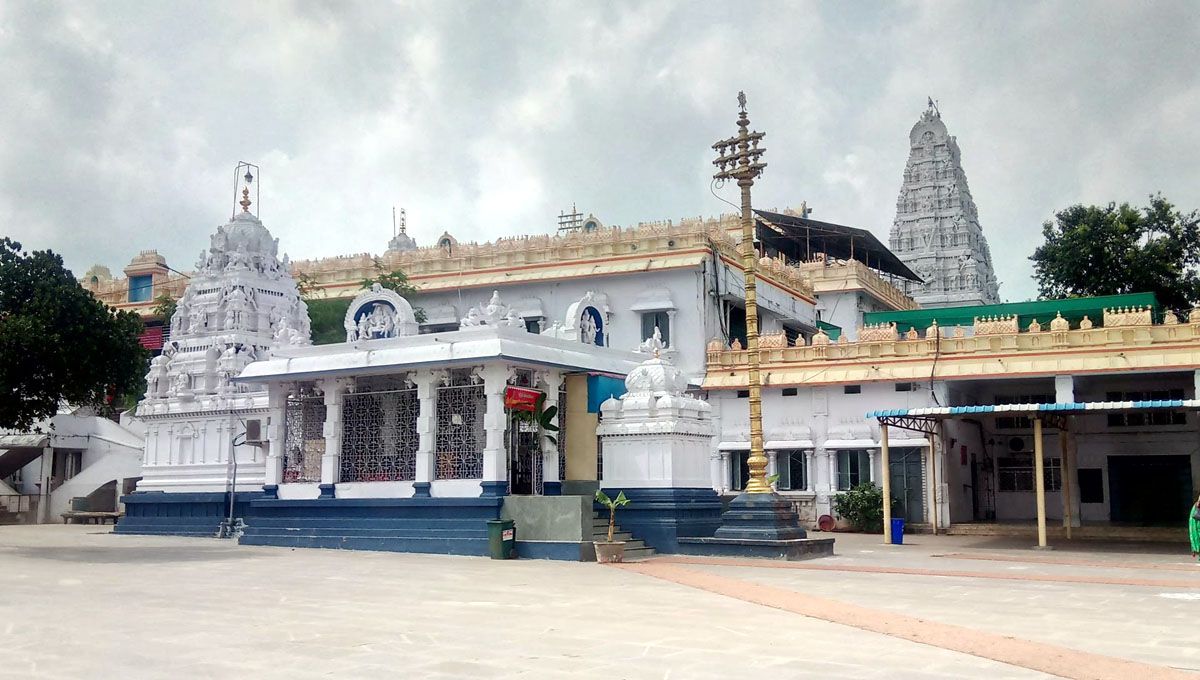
<box><xmin>319</xmin><ymin>377</ymin><xmax>352</xmax><ymax>498</ymax></box>
<box><xmin>719</xmin><ymin>451</ymin><xmax>731</xmax><ymax>493</ymax></box>
<box><xmin>766</xmin><ymin>450</ymin><xmax>779</xmax><ymax>482</ymax></box>
<box><xmin>804</xmin><ymin>449</ymin><xmax>814</xmax><ymax>492</ymax></box>
<box><xmin>263</xmin><ymin>382</ymin><xmax>288</xmax><ymax>498</ymax></box>
<box><xmin>412</xmin><ymin>371</ymin><xmax>437</xmax><ymax>497</ymax></box>
<box><xmin>868</xmin><ymin>448</ymin><xmax>878</xmax><ymax>484</ymax></box>
<box><xmin>539</xmin><ymin>371</ymin><xmax>564</xmax><ymax>495</ymax></box>
<box><xmin>480</xmin><ymin>364</ymin><xmax>510</xmax><ymax>496</ymax></box>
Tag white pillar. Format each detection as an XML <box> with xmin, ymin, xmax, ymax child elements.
<box><xmin>767</xmin><ymin>450</ymin><xmax>779</xmax><ymax>478</ymax></box>
<box><xmin>804</xmin><ymin>449</ymin><xmax>814</xmax><ymax>492</ymax></box>
<box><xmin>319</xmin><ymin>377</ymin><xmax>351</xmax><ymax>497</ymax></box>
<box><xmin>1054</xmin><ymin>375</ymin><xmax>1075</xmax><ymax>403</ymax></box>
<box><xmin>710</xmin><ymin>450</ymin><xmax>723</xmax><ymax>492</ymax></box>
<box><xmin>480</xmin><ymin>364</ymin><xmax>510</xmax><ymax>496</ymax></box>
<box><xmin>412</xmin><ymin>371</ymin><xmax>437</xmax><ymax>497</ymax></box>
<box><xmin>719</xmin><ymin>451</ymin><xmax>731</xmax><ymax>493</ymax></box>
<box><xmin>540</xmin><ymin>371</ymin><xmax>564</xmax><ymax>494</ymax></box>
<box><xmin>39</xmin><ymin>446</ymin><xmax>53</xmax><ymax>524</ymax></box>
<box><xmin>263</xmin><ymin>382</ymin><xmax>287</xmax><ymax>497</ymax></box>
<box><xmin>828</xmin><ymin>450</ymin><xmax>838</xmax><ymax>493</ymax></box>
<box><xmin>868</xmin><ymin>448</ymin><xmax>878</xmax><ymax>484</ymax></box>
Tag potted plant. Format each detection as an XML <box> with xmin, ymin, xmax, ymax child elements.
<box><xmin>593</xmin><ymin>489</ymin><xmax>630</xmax><ymax>563</ymax></box>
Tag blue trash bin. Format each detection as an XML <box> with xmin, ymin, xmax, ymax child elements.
<box><xmin>890</xmin><ymin>518</ymin><xmax>906</xmax><ymax>545</ymax></box>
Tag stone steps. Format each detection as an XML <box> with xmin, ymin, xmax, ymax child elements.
<box><xmin>591</xmin><ymin>512</ymin><xmax>656</xmax><ymax>561</ymax></box>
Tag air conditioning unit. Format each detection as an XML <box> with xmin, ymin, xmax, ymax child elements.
<box><xmin>244</xmin><ymin>419</ymin><xmax>264</xmax><ymax>446</ymax></box>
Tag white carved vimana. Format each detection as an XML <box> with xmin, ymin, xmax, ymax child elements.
<box><xmin>136</xmin><ymin>190</ymin><xmax>312</xmax><ymax>493</ymax></box>
<box><xmin>889</xmin><ymin>102</ymin><xmax>1000</xmax><ymax>307</ymax></box>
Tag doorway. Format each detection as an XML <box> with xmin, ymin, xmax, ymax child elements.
<box><xmin>1108</xmin><ymin>455</ymin><xmax>1192</xmax><ymax>525</ymax></box>
<box><xmin>507</xmin><ymin>411</ymin><xmax>540</xmax><ymax>495</ymax></box>
<box><xmin>889</xmin><ymin>447</ymin><xmax>926</xmax><ymax>524</ymax></box>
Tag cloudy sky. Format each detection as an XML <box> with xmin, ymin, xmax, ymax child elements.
<box><xmin>2</xmin><ymin>1</ymin><xmax>1197</xmax><ymax>301</ymax></box>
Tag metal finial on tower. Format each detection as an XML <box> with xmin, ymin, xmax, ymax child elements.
<box><xmin>737</xmin><ymin>90</ymin><xmax>747</xmax><ymax>114</ymax></box>
<box><xmin>399</xmin><ymin>208</ymin><xmax>407</xmax><ymax>234</ymax></box>
<box><xmin>232</xmin><ymin>161</ymin><xmax>260</xmax><ymax>218</ymax></box>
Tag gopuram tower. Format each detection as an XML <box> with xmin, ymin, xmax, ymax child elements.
<box><xmin>889</xmin><ymin>101</ymin><xmax>1000</xmax><ymax>307</ymax></box>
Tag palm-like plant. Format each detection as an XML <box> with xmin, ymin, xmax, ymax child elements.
<box><xmin>594</xmin><ymin>489</ymin><xmax>629</xmax><ymax>542</ymax></box>
<box><xmin>512</xmin><ymin>392</ymin><xmax>559</xmax><ymax>448</ymax></box>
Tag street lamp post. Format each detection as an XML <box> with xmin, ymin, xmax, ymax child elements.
<box><xmin>713</xmin><ymin>92</ymin><xmax>770</xmax><ymax>494</ymax></box>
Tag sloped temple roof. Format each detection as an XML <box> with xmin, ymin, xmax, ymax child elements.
<box><xmin>754</xmin><ymin>210</ymin><xmax>922</xmax><ymax>282</ymax></box>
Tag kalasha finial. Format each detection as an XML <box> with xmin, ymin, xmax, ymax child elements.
<box><xmin>240</xmin><ymin>186</ymin><xmax>252</xmax><ymax>212</ymax></box>
<box><xmin>737</xmin><ymin>91</ymin><xmax>747</xmax><ymax>114</ymax></box>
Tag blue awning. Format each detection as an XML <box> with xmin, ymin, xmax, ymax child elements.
<box><xmin>587</xmin><ymin>374</ymin><xmax>626</xmax><ymax>413</ymax></box>
<box><xmin>867</xmin><ymin>399</ymin><xmax>1199</xmax><ymax>420</ymax></box>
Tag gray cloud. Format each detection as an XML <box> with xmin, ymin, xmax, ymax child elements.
<box><xmin>1</xmin><ymin>0</ymin><xmax>1197</xmax><ymax>301</ymax></box>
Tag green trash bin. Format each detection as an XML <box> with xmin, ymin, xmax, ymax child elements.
<box><xmin>487</xmin><ymin>519</ymin><xmax>516</xmax><ymax>559</ymax></box>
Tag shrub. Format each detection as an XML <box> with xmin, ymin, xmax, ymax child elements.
<box><xmin>833</xmin><ymin>483</ymin><xmax>893</xmax><ymax>533</ymax></box>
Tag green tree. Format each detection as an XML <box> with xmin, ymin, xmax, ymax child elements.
<box><xmin>360</xmin><ymin>258</ymin><xmax>426</xmax><ymax>322</ymax></box>
<box><xmin>151</xmin><ymin>292</ymin><xmax>177</xmax><ymax>324</ymax></box>
<box><xmin>0</xmin><ymin>238</ymin><xmax>148</xmax><ymax>429</ymax></box>
<box><xmin>1030</xmin><ymin>194</ymin><xmax>1200</xmax><ymax>312</ymax></box>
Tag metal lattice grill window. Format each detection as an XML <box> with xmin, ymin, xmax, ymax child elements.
<box><xmin>435</xmin><ymin>371</ymin><xmax>485</xmax><ymax>479</ymax></box>
<box><xmin>557</xmin><ymin>383</ymin><xmax>567</xmax><ymax>481</ymax></box>
<box><xmin>340</xmin><ymin>386</ymin><xmax>418</xmax><ymax>482</ymax></box>
<box><xmin>284</xmin><ymin>392</ymin><xmax>325</xmax><ymax>483</ymax></box>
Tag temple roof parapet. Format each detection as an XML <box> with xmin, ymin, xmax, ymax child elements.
<box><xmin>799</xmin><ymin>258</ymin><xmax>918</xmax><ymax>311</ymax></box>
<box><xmin>704</xmin><ymin>304</ymin><xmax>1196</xmax><ymax>387</ymax></box>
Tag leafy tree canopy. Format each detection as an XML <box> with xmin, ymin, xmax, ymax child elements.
<box><xmin>361</xmin><ymin>258</ymin><xmax>426</xmax><ymax>323</ymax></box>
<box><xmin>0</xmin><ymin>238</ymin><xmax>148</xmax><ymax>429</ymax></box>
<box><xmin>151</xmin><ymin>292</ymin><xmax>177</xmax><ymax>323</ymax></box>
<box><xmin>1030</xmin><ymin>194</ymin><xmax>1200</xmax><ymax>312</ymax></box>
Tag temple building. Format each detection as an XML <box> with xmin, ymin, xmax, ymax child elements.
<box><xmin>889</xmin><ymin>101</ymin><xmax>1001</xmax><ymax>308</ymax></box>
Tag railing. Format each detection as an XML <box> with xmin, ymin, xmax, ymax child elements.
<box><xmin>0</xmin><ymin>495</ymin><xmax>40</xmax><ymax>524</ymax></box>
<box><xmin>799</xmin><ymin>258</ymin><xmax>918</xmax><ymax>311</ymax></box>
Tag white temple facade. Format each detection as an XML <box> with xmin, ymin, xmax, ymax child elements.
<box><xmin>889</xmin><ymin>102</ymin><xmax>1000</xmax><ymax>307</ymax></box>
<box><xmin>132</xmin><ymin>188</ymin><xmax>311</xmax><ymax>496</ymax></box>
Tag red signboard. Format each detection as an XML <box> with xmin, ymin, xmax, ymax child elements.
<box><xmin>504</xmin><ymin>386</ymin><xmax>542</xmax><ymax>412</ymax></box>
<box><xmin>139</xmin><ymin>325</ymin><xmax>164</xmax><ymax>350</ymax></box>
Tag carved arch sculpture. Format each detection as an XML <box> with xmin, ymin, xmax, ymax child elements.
<box><xmin>343</xmin><ymin>283</ymin><xmax>420</xmax><ymax>341</ymax></box>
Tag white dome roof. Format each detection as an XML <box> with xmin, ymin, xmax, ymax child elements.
<box><xmin>222</xmin><ymin>212</ymin><xmax>277</xmax><ymax>257</ymax></box>
<box><xmin>624</xmin><ymin>356</ymin><xmax>688</xmax><ymax>396</ymax></box>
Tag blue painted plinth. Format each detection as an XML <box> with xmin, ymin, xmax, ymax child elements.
<box><xmin>597</xmin><ymin>487</ymin><xmax>722</xmax><ymax>553</ymax></box>
<box><xmin>116</xmin><ymin>491</ymin><xmax>265</xmax><ymax>537</ymax></box>
<box><xmin>239</xmin><ymin>496</ymin><xmax>504</xmax><ymax>556</ymax></box>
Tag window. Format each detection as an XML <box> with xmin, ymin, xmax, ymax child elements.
<box><xmin>1104</xmin><ymin>389</ymin><xmax>1187</xmax><ymax>427</ymax></box>
<box><xmin>730</xmin><ymin>451</ymin><xmax>750</xmax><ymax>491</ymax></box>
<box><xmin>1078</xmin><ymin>468</ymin><xmax>1104</xmax><ymax>503</ymax></box>
<box><xmin>524</xmin><ymin>317</ymin><xmax>542</xmax><ymax>334</ymax></box>
<box><xmin>781</xmin><ymin>387</ymin><xmax>798</xmax><ymax>397</ymax></box>
<box><xmin>640</xmin><ymin>311</ymin><xmax>670</xmax><ymax>347</ymax></box>
<box><xmin>128</xmin><ymin>275</ymin><xmax>153</xmax><ymax>302</ymax></box>
<box><xmin>836</xmin><ymin>450</ymin><xmax>871</xmax><ymax>491</ymax></box>
<box><xmin>776</xmin><ymin>450</ymin><xmax>807</xmax><ymax>491</ymax></box>
<box><xmin>997</xmin><ymin>454</ymin><xmax>1061</xmax><ymax>492</ymax></box>
<box><xmin>727</xmin><ymin>305</ymin><xmax>747</xmax><ymax>349</ymax></box>
<box><xmin>895</xmin><ymin>383</ymin><xmax>914</xmax><ymax>392</ymax></box>
<box><xmin>736</xmin><ymin>390</ymin><xmax>749</xmax><ymax>399</ymax></box>
<box><xmin>844</xmin><ymin>385</ymin><xmax>861</xmax><ymax>395</ymax></box>
<box><xmin>995</xmin><ymin>416</ymin><xmax>1034</xmax><ymax>430</ymax></box>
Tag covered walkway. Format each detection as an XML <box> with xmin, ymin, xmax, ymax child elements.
<box><xmin>870</xmin><ymin>400</ymin><xmax>1200</xmax><ymax>547</ymax></box>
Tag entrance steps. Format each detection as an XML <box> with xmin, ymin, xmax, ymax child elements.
<box><xmin>944</xmin><ymin>522</ymin><xmax>1186</xmax><ymax>542</ymax></box>
<box><xmin>591</xmin><ymin>513</ymin><xmax>656</xmax><ymax>561</ymax></box>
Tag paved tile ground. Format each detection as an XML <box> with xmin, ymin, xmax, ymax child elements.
<box><xmin>0</xmin><ymin>526</ymin><xmax>1196</xmax><ymax>679</ymax></box>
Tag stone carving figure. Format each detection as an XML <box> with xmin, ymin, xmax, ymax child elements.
<box><xmin>145</xmin><ymin>355</ymin><xmax>170</xmax><ymax>399</ymax></box>
<box><xmin>580</xmin><ymin>310</ymin><xmax>598</xmax><ymax>345</ymax></box>
<box><xmin>188</xmin><ymin>302</ymin><xmax>206</xmax><ymax>333</ymax></box>
<box><xmin>224</xmin><ymin>287</ymin><xmax>249</xmax><ymax>330</ymax></box>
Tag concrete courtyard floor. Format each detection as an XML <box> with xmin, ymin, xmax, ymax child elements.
<box><xmin>0</xmin><ymin>526</ymin><xmax>1197</xmax><ymax>679</ymax></box>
